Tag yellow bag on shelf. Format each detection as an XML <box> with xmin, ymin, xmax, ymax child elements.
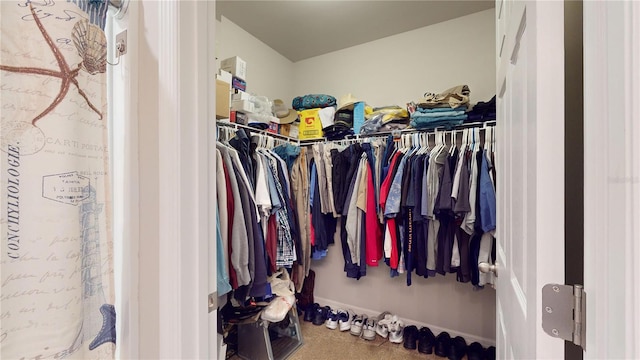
<box><xmin>297</xmin><ymin>108</ymin><xmax>324</xmax><ymax>140</ymax></box>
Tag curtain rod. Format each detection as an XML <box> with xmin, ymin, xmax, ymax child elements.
<box><xmin>109</xmin><ymin>0</ymin><xmax>129</xmax><ymax>18</ymax></box>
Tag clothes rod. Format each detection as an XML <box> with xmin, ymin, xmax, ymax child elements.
<box><xmin>216</xmin><ymin>120</ymin><xmax>301</xmax><ymax>145</ymax></box>
<box><xmin>298</xmin><ymin>120</ymin><xmax>496</xmax><ymax>144</ymax></box>
<box><xmin>216</xmin><ymin>119</ymin><xmax>495</xmax><ymax>146</ymax></box>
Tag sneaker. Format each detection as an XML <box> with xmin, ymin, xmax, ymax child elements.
<box><xmin>403</xmin><ymin>325</ymin><xmax>419</xmax><ymax>350</ymax></box>
<box><xmin>418</xmin><ymin>327</ymin><xmax>436</xmax><ymax>354</ymax></box>
<box><xmin>337</xmin><ymin>310</ymin><xmax>352</xmax><ymax>331</ymax></box>
<box><xmin>387</xmin><ymin>316</ymin><xmax>405</xmax><ymax>344</ymax></box>
<box><xmin>325</xmin><ymin>309</ymin><xmax>339</xmax><ymax>330</ymax></box>
<box><xmin>361</xmin><ymin>318</ymin><xmax>377</xmax><ymax>341</ymax></box>
<box><xmin>312</xmin><ymin>305</ymin><xmax>330</xmax><ymax>326</ymax></box>
<box><xmin>350</xmin><ymin>313</ymin><xmax>367</xmax><ymax>336</ymax></box>
<box><xmin>375</xmin><ymin>312</ymin><xmax>393</xmax><ymax>338</ymax></box>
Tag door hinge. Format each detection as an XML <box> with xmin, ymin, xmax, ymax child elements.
<box><xmin>208</xmin><ymin>292</ymin><xmax>218</xmax><ymax>313</ymax></box>
<box><xmin>542</xmin><ymin>284</ymin><xmax>586</xmax><ymax>350</ymax></box>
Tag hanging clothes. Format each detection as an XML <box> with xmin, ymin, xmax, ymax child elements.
<box><xmin>216</xmin><ymin>121</ymin><xmax>497</xmax><ymax>296</ymax></box>
<box><xmin>216</xmin><ymin>125</ymin><xmax>303</xmax><ymax>304</ymax></box>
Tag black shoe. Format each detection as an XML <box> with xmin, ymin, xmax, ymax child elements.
<box><xmin>312</xmin><ymin>305</ymin><xmax>330</xmax><ymax>326</ymax></box>
<box><xmin>484</xmin><ymin>346</ymin><xmax>496</xmax><ymax>360</ymax></box>
<box><xmin>304</xmin><ymin>303</ymin><xmax>318</xmax><ymax>322</ymax></box>
<box><xmin>418</xmin><ymin>327</ymin><xmax>436</xmax><ymax>354</ymax></box>
<box><xmin>403</xmin><ymin>325</ymin><xmax>419</xmax><ymax>350</ymax></box>
<box><xmin>467</xmin><ymin>342</ymin><xmax>485</xmax><ymax>360</ymax></box>
<box><xmin>447</xmin><ymin>336</ymin><xmax>467</xmax><ymax>360</ymax></box>
<box><xmin>435</xmin><ymin>331</ymin><xmax>451</xmax><ymax>357</ymax></box>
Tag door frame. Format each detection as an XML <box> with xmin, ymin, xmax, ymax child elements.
<box><xmin>154</xmin><ymin>0</ymin><xmax>212</xmax><ymax>358</ymax></box>
<box><xmin>129</xmin><ymin>0</ymin><xmax>214</xmax><ymax>358</ymax></box>
<box><xmin>107</xmin><ymin>1</ymin><xmax>140</xmax><ymax>358</ymax></box>
<box><xmin>583</xmin><ymin>1</ymin><xmax>640</xmax><ymax>358</ymax></box>
<box><xmin>132</xmin><ymin>0</ymin><xmax>640</xmax><ymax>358</ymax></box>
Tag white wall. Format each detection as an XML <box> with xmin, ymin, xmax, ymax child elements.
<box><xmin>294</xmin><ymin>9</ymin><xmax>497</xmax><ymax>342</ymax></box>
<box><xmin>216</xmin><ymin>16</ymin><xmax>296</xmax><ymax>106</ymax></box>
<box><xmin>294</xmin><ymin>9</ymin><xmax>496</xmax><ymax>109</ymax></box>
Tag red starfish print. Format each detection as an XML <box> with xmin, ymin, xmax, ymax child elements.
<box><xmin>0</xmin><ymin>2</ymin><xmax>102</xmax><ymax>126</ymax></box>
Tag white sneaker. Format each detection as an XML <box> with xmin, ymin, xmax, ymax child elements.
<box><xmin>376</xmin><ymin>312</ymin><xmax>392</xmax><ymax>338</ymax></box>
<box><xmin>387</xmin><ymin>316</ymin><xmax>405</xmax><ymax>344</ymax></box>
<box><xmin>337</xmin><ymin>309</ymin><xmax>352</xmax><ymax>331</ymax></box>
<box><xmin>350</xmin><ymin>313</ymin><xmax>367</xmax><ymax>336</ymax></box>
<box><xmin>361</xmin><ymin>318</ymin><xmax>377</xmax><ymax>341</ymax></box>
<box><xmin>325</xmin><ymin>309</ymin><xmax>339</xmax><ymax>330</ymax></box>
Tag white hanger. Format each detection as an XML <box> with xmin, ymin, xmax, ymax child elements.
<box><xmin>449</xmin><ymin>130</ymin><xmax>457</xmax><ymax>155</ymax></box>
<box><xmin>460</xmin><ymin>128</ymin><xmax>467</xmax><ymax>153</ymax></box>
<box><xmin>491</xmin><ymin>125</ymin><xmax>496</xmax><ymax>154</ymax></box>
<box><xmin>418</xmin><ymin>132</ymin><xmax>429</xmax><ymax>155</ymax></box>
<box><xmin>485</xmin><ymin>127</ymin><xmax>492</xmax><ymax>153</ymax></box>
<box><xmin>474</xmin><ymin>128</ymin><xmax>480</xmax><ymax>152</ymax></box>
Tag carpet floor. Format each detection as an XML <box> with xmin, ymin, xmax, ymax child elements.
<box><xmin>288</xmin><ymin>320</ymin><xmax>447</xmax><ymax>360</ymax></box>
<box><xmin>229</xmin><ymin>318</ymin><xmax>451</xmax><ymax>360</ymax></box>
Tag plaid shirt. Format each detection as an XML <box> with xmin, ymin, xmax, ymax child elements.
<box><xmin>261</xmin><ymin>150</ymin><xmax>296</xmax><ymax>267</ymax></box>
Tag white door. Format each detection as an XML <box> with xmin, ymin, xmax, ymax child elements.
<box><xmin>495</xmin><ymin>1</ymin><xmax>565</xmax><ymax>358</ymax></box>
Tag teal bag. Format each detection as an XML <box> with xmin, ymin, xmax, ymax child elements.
<box><xmin>292</xmin><ymin>94</ymin><xmax>336</xmax><ymax>111</ymax></box>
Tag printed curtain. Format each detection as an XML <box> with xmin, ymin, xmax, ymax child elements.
<box><xmin>1</xmin><ymin>1</ymin><xmax>115</xmax><ymax>358</ymax></box>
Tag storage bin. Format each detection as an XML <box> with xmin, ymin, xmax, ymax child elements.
<box><xmin>237</xmin><ymin>307</ymin><xmax>303</xmax><ymax>360</ymax></box>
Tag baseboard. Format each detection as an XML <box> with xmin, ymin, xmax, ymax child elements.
<box><xmin>314</xmin><ymin>296</ymin><xmax>496</xmax><ymax>347</ymax></box>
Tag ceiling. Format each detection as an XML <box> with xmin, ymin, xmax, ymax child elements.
<box><xmin>216</xmin><ymin>1</ymin><xmax>495</xmax><ymax>62</ymax></box>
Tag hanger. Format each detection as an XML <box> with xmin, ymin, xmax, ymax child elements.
<box><xmin>474</xmin><ymin>128</ymin><xmax>481</xmax><ymax>152</ymax></box>
<box><xmin>484</xmin><ymin>127</ymin><xmax>491</xmax><ymax>153</ymax></box>
<box><xmin>449</xmin><ymin>129</ymin><xmax>457</xmax><ymax>155</ymax></box>
<box><xmin>461</xmin><ymin>128</ymin><xmax>468</xmax><ymax>152</ymax></box>
<box><xmin>491</xmin><ymin>125</ymin><xmax>496</xmax><ymax>154</ymax></box>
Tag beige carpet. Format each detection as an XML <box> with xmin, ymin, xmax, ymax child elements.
<box><xmin>287</xmin><ymin>320</ymin><xmax>446</xmax><ymax>360</ymax></box>
<box><xmin>228</xmin><ymin>318</ymin><xmax>452</xmax><ymax>360</ymax></box>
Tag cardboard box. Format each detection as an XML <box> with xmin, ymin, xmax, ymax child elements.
<box><xmin>279</xmin><ymin>124</ymin><xmax>291</xmax><ymax>137</ymax></box>
<box><xmin>279</xmin><ymin>123</ymin><xmax>299</xmax><ymax>139</ymax></box>
<box><xmin>231</xmin><ymin>111</ymin><xmax>249</xmax><ymax>125</ymax></box>
<box><xmin>220</xmin><ymin>56</ymin><xmax>247</xmax><ymax>81</ymax></box>
<box><xmin>266</xmin><ymin>122</ymin><xmax>279</xmax><ymax>134</ymax></box>
<box><xmin>231</xmin><ymin>99</ymin><xmax>255</xmax><ymax>113</ymax></box>
<box><xmin>217</xmin><ymin>69</ymin><xmax>232</xmax><ymax>84</ymax></box>
<box><xmin>232</xmin><ymin>90</ymin><xmax>250</xmax><ymax>101</ymax></box>
<box><xmin>215</xmin><ymin>79</ymin><xmax>230</xmax><ymax>119</ymax></box>
<box><xmin>288</xmin><ymin>123</ymin><xmax>299</xmax><ymax>139</ymax></box>
<box><xmin>232</xmin><ymin>76</ymin><xmax>247</xmax><ymax>92</ymax></box>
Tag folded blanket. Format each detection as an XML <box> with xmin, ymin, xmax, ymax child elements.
<box><xmin>417</xmin><ymin>85</ymin><xmax>470</xmax><ymax>108</ymax></box>
<box><xmin>414</xmin><ymin>105</ymin><xmax>467</xmax><ymax>113</ymax></box>
<box><xmin>410</xmin><ymin>114</ymin><xmax>467</xmax><ymax>129</ymax></box>
<box><xmin>411</xmin><ymin>109</ymin><xmax>466</xmax><ymax>118</ymax></box>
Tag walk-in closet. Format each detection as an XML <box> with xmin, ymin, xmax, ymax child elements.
<box><xmin>214</xmin><ymin>3</ymin><xmax>497</xmax><ymax>359</ymax></box>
